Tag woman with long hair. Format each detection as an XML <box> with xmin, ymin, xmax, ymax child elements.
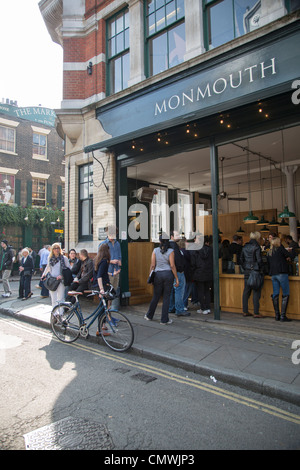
<box><xmin>93</xmin><ymin>243</ymin><xmax>111</xmax><ymax>295</ymax></box>
<box><xmin>145</xmin><ymin>233</ymin><xmax>179</xmax><ymax>325</ymax></box>
<box><xmin>42</xmin><ymin>243</ymin><xmax>70</xmax><ymax>307</ymax></box>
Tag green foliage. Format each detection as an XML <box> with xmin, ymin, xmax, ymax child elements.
<box><xmin>0</xmin><ymin>204</ymin><xmax>64</xmax><ymax>230</ymax></box>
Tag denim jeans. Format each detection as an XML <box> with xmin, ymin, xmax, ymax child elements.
<box><xmin>271</xmin><ymin>273</ymin><xmax>290</xmax><ymax>297</ymax></box>
<box><xmin>168</xmin><ymin>271</ymin><xmax>186</xmax><ymax>314</ymax></box>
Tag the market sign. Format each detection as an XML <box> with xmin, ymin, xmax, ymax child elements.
<box><xmin>89</xmin><ymin>24</ymin><xmax>300</xmax><ymax>152</ymax></box>
<box><xmin>0</xmin><ymin>103</ymin><xmax>56</xmax><ymax>127</ymax></box>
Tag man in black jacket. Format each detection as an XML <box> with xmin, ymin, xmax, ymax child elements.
<box><xmin>240</xmin><ymin>232</ymin><xmax>263</xmax><ymax>318</ymax></box>
<box><xmin>0</xmin><ymin>240</ymin><xmax>14</xmax><ymax>298</ymax></box>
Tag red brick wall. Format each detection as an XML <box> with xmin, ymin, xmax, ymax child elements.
<box><xmin>62</xmin><ymin>1</ymin><xmax>114</xmax><ymax>102</ymax></box>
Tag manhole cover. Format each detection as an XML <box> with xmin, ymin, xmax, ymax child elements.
<box><xmin>23</xmin><ymin>416</ymin><xmax>113</xmax><ymax>450</ymax></box>
<box><xmin>131</xmin><ymin>373</ymin><xmax>157</xmax><ymax>384</ymax></box>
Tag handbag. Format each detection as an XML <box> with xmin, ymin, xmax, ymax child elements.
<box><xmin>147</xmin><ymin>270</ymin><xmax>155</xmax><ymax>284</ymax></box>
<box><xmin>247</xmin><ymin>269</ymin><xmax>264</xmax><ymax>290</ymax></box>
<box><xmin>247</xmin><ymin>248</ymin><xmax>264</xmax><ymax>290</ymax></box>
<box><xmin>62</xmin><ymin>267</ymin><xmax>73</xmax><ymax>286</ymax></box>
<box><xmin>43</xmin><ymin>273</ymin><xmax>61</xmax><ymax>291</ymax></box>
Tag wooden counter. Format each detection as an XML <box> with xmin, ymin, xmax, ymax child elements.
<box><xmin>220</xmin><ymin>274</ymin><xmax>300</xmax><ymax>320</ymax></box>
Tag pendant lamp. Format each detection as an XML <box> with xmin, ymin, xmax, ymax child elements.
<box><xmin>268</xmin><ymin>216</ymin><xmax>279</xmax><ymax>227</ymax></box>
<box><xmin>256</xmin><ymin>215</ymin><xmax>270</xmax><ymax>226</ymax></box>
<box><xmin>278</xmin><ymin>204</ymin><xmax>296</xmax><ymax>219</ymax></box>
<box><xmin>260</xmin><ymin>225</ymin><xmax>269</xmax><ymax>233</ymax></box>
<box><xmin>236</xmin><ymin>226</ymin><xmax>245</xmax><ymax>234</ymax></box>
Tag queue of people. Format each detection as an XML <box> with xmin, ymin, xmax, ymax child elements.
<box><xmin>145</xmin><ymin>229</ymin><xmax>299</xmax><ymax>324</ymax></box>
<box><xmin>1</xmin><ymin>226</ymin><xmax>298</xmax><ymax>323</ymax></box>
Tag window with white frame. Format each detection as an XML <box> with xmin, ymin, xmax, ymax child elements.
<box><xmin>0</xmin><ymin>125</ymin><xmax>16</xmax><ymax>153</ymax></box>
<box><xmin>32</xmin><ymin>178</ymin><xmax>47</xmax><ymax>207</ymax></box>
<box><xmin>177</xmin><ymin>190</ymin><xmax>193</xmax><ymax>238</ymax></box>
<box><xmin>150</xmin><ymin>185</ymin><xmax>169</xmax><ymax>241</ymax></box>
<box><xmin>33</xmin><ymin>132</ymin><xmax>47</xmax><ymax>158</ymax></box>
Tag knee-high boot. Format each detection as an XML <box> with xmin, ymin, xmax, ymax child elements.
<box><xmin>271</xmin><ymin>294</ymin><xmax>280</xmax><ymax>321</ymax></box>
<box><xmin>280</xmin><ymin>295</ymin><xmax>291</xmax><ymax>322</ymax></box>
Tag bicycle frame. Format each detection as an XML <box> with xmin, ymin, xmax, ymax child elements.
<box><xmin>71</xmin><ymin>295</ymin><xmax>118</xmax><ymax>332</ymax></box>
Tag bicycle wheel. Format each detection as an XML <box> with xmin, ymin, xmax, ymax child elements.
<box><xmin>98</xmin><ymin>310</ymin><xmax>134</xmax><ymax>352</ymax></box>
<box><xmin>51</xmin><ymin>303</ymin><xmax>81</xmax><ymax>343</ymax></box>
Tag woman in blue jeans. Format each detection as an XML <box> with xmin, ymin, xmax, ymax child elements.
<box><xmin>145</xmin><ymin>235</ymin><xmax>179</xmax><ymax>325</ymax></box>
<box><xmin>267</xmin><ymin>237</ymin><xmax>292</xmax><ymax>322</ymax></box>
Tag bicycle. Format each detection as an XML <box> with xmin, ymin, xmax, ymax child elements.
<box><xmin>50</xmin><ymin>285</ymin><xmax>134</xmax><ymax>352</ymax></box>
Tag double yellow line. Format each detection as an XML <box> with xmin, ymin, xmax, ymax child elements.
<box><xmin>2</xmin><ymin>317</ymin><xmax>300</xmax><ymax>426</ymax></box>
<box><xmin>70</xmin><ymin>339</ymin><xmax>300</xmax><ymax>426</ymax></box>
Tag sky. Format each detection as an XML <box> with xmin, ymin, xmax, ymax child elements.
<box><xmin>0</xmin><ymin>0</ymin><xmax>63</xmax><ymax>110</ymax></box>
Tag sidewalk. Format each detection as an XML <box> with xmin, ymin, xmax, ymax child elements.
<box><xmin>1</xmin><ymin>277</ymin><xmax>300</xmax><ymax>406</ymax></box>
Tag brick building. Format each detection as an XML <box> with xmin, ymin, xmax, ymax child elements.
<box><xmin>0</xmin><ymin>100</ymin><xmax>65</xmax><ymax>251</ymax></box>
<box><xmin>40</xmin><ymin>0</ymin><xmax>300</xmax><ymax>315</ymax></box>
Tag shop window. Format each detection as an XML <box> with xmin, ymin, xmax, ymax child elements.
<box><xmin>0</xmin><ymin>173</ymin><xmax>15</xmax><ymax>204</ymax></box>
<box><xmin>146</xmin><ymin>0</ymin><xmax>185</xmax><ymax>77</ymax></box>
<box><xmin>33</xmin><ymin>132</ymin><xmax>47</xmax><ymax>159</ymax></box>
<box><xmin>177</xmin><ymin>191</ymin><xmax>192</xmax><ymax>239</ymax></box>
<box><xmin>32</xmin><ymin>178</ymin><xmax>47</xmax><ymax>207</ymax></box>
<box><xmin>79</xmin><ymin>163</ymin><xmax>93</xmax><ymax>240</ymax></box>
<box><xmin>150</xmin><ymin>186</ymin><xmax>169</xmax><ymax>242</ymax></box>
<box><xmin>107</xmin><ymin>9</ymin><xmax>130</xmax><ymax>95</ymax></box>
<box><xmin>204</xmin><ymin>0</ymin><xmax>261</xmax><ymax>50</ymax></box>
<box><xmin>0</xmin><ymin>125</ymin><xmax>16</xmax><ymax>153</ymax></box>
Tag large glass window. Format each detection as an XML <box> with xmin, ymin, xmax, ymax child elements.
<box><xmin>0</xmin><ymin>125</ymin><xmax>15</xmax><ymax>153</ymax></box>
<box><xmin>146</xmin><ymin>0</ymin><xmax>185</xmax><ymax>76</ymax></box>
<box><xmin>107</xmin><ymin>9</ymin><xmax>130</xmax><ymax>95</ymax></box>
<box><xmin>205</xmin><ymin>0</ymin><xmax>260</xmax><ymax>50</ymax></box>
<box><xmin>32</xmin><ymin>178</ymin><xmax>46</xmax><ymax>207</ymax></box>
<box><xmin>79</xmin><ymin>163</ymin><xmax>93</xmax><ymax>239</ymax></box>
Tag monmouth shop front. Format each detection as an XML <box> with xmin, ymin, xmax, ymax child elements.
<box><xmin>84</xmin><ymin>20</ymin><xmax>300</xmax><ymax>320</ymax></box>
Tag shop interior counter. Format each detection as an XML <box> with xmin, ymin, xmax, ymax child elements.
<box><xmin>220</xmin><ymin>273</ymin><xmax>300</xmax><ymax>320</ymax></box>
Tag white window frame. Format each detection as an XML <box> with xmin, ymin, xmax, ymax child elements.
<box><xmin>150</xmin><ymin>185</ymin><xmax>169</xmax><ymax>242</ymax></box>
<box><xmin>31</xmin><ymin>126</ymin><xmax>50</xmax><ymax>161</ymax></box>
<box><xmin>177</xmin><ymin>190</ymin><xmax>193</xmax><ymax>238</ymax></box>
<box><xmin>0</xmin><ymin>118</ymin><xmax>19</xmax><ymax>155</ymax></box>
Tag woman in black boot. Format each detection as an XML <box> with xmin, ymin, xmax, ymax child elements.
<box><xmin>267</xmin><ymin>237</ymin><xmax>292</xmax><ymax>322</ymax></box>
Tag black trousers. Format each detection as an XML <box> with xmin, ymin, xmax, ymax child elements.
<box><xmin>242</xmin><ymin>275</ymin><xmax>262</xmax><ymax>315</ymax></box>
<box><xmin>195</xmin><ymin>280</ymin><xmax>212</xmax><ymax>310</ymax></box>
<box><xmin>66</xmin><ymin>281</ymin><xmax>90</xmax><ymax>302</ymax></box>
<box><xmin>19</xmin><ymin>274</ymin><xmax>32</xmax><ymax>298</ymax></box>
<box><xmin>146</xmin><ymin>271</ymin><xmax>174</xmax><ymax>323</ymax></box>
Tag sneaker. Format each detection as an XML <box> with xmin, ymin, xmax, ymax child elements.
<box><xmin>2</xmin><ymin>293</ymin><xmax>11</xmax><ymax>298</ymax></box>
<box><xmin>160</xmin><ymin>319</ymin><xmax>173</xmax><ymax>325</ymax></box>
<box><xmin>144</xmin><ymin>314</ymin><xmax>152</xmax><ymax>321</ymax></box>
<box><xmin>202</xmin><ymin>309</ymin><xmax>211</xmax><ymax>315</ymax></box>
<box><xmin>197</xmin><ymin>309</ymin><xmax>203</xmax><ymax>314</ymax></box>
